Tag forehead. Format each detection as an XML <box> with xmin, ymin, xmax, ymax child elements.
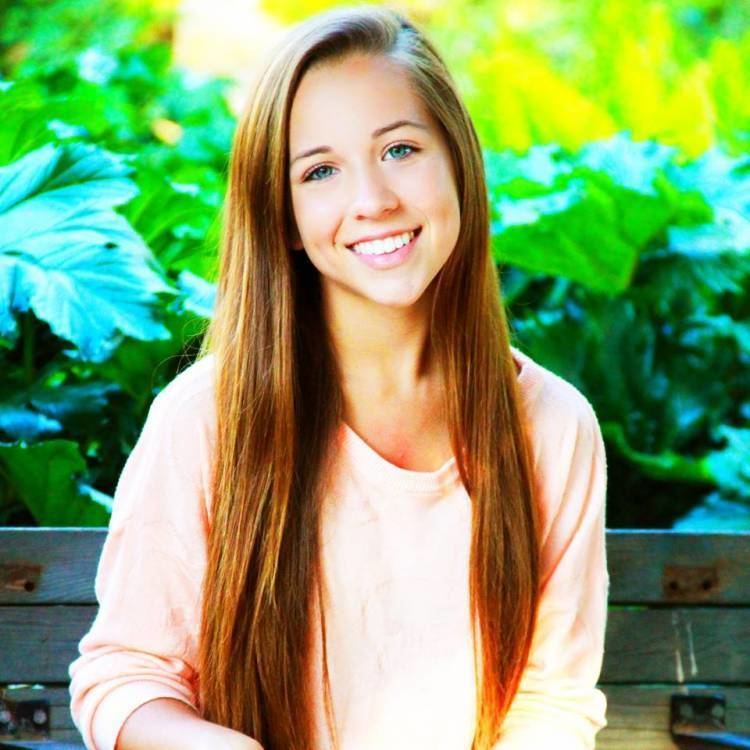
<box><xmin>288</xmin><ymin>54</ymin><xmax>432</xmax><ymax>147</ymax></box>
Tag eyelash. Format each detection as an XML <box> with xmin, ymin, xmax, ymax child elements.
<box><xmin>302</xmin><ymin>143</ymin><xmax>420</xmax><ymax>183</ymax></box>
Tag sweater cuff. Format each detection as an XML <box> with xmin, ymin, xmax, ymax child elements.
<box><xmin>91</xmin><ymin>679</ymin><xmax>198</xmax><ymax>750</ymax></box>
<box><xmin>493</xmin><ymin>724</ymin><xmax>596</xmax><ymax>750</ymax></box>
<box><xmin>492</xmin><ymin>729</ymin><xmax>593</xmax><ymax>750</ymax></box>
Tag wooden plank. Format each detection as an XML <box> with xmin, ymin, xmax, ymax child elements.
<box><xmin>1</xmin><ymin>686</ymin><xmax>77</xmax><ymax>733</ymax></box>
<box><xmin>606</xmin><ymin>530</ymin><xmax>750</xmax><ymax>605</ymax></box>
<box><xmin>0</xmin><ymin>530</ymin><xmax>104</xmax><ymax>605</ymax></box>
<box><xmin>2</xmin><ymin>603</ymin><xmax>749</xmax><ymax>686</ymax></box>
<box><xmin>0</xmin><ymin>685</ymin><xmax>83</xmax><ymax>745</ymax></box>
<box><xmin>602</xmin><ymin>607</ymin><xmax>750</xmax><ymax>683</ymax></box>
<box><xmin>2</xmin><ymin>529</ymin><xmax>750</xmax><ymax>605</ymax></box>
<box><xmin>597</xmin><ymin>684</ymin><xmax>750</xmax><ymax>750</ymax></box>
<box><xmin>0</xmin><ymin>608</ymin><xmax>96</xmax><ymax>683</ymax></box>
<box><xmin>2</xmin><ymin>683</ymin><xmax>749</xmax><ymax>749</ymax></box>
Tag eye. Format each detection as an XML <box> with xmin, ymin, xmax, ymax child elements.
<box><xmin>385</xmin><ymin>143</ymin><xmax>418</xmax><ymax>160</ymax></box>
<box><xmin>303</xmin><ymin>164</ymin><xmax>336</xmax><ymax>182</ymax></box>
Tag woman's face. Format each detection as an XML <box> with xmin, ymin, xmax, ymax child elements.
<box><xmin>288</xmin><ymin>53</ymin><xmax>461</xmax><ymax>311</ymax></box>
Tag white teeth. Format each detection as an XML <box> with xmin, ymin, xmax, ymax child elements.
<box><xmin>351</xmin><ymin>230</ymin><xmax>415</xmax><ymax>255</ymax></box>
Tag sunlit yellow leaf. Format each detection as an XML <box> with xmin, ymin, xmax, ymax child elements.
<box><xmin>151</xmin><ymin>118</ymin><xmax>183</xmax><ymax>145</ymax></box>
<box><xmin>663</xmin><ymin>62</ymin><xmax>715</xmax><ymax>157</ymax></box>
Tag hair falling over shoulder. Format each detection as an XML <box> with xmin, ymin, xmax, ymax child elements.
<box><xmin>194</xmin><ymin>5</ymin><xmax>542</xmax><ymax>749</ymax></box>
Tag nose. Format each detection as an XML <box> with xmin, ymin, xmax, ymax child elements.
<box><xmin>350</xmin><ymin>165</ymin><xmax>399</xmax><ymax>220</ymax></box>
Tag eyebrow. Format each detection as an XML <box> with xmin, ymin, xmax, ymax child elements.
<box><xmin>290</xmin><ymin>119</ymin><xmax>429</xmax><ymax>167</ymax></box>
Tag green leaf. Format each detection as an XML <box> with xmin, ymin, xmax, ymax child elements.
<box><xmin>672</xmin><ymin>492</ymin><xmax>750</xmax><ymax>531</ymax></box>
<box><xmin>0</xmin><ymin>406</ymin><xmax>62</xmax><ymax>441</ymax></box>
<box><xmin>668</xmin><ymin>208</ymin><xmax>750</xmax><ymax>254</ymax></box>
<box><xmin>177</xmin><ymin>270</ymin><xmax>216</xmax><ymax>320</ymax></box>
<box><xmin>487</xmin><ymin>135</ymin><xmax>683</xmax><ymax>293</ymax></box>
<box><xmin>94</xmin><ymin>307</ymin><xmax>205</xmax><ymax>402</ymax></box>
<box><xmin>636</xmin><ymin>245</ymin><xmax>750</xmax><ymax>299</ymax></box>
<box><xmin>0</xmin><ymin>81</ymin><xmax>63</xmax><ymax>166</ymax></box>
<box><xmin>0</xmin><ymin>379</ymin><xmax>119</xmax><ymax>441</ymax></box>
<box><xmin>666</xmin><ymin>147</ymin><xmax>750</xmax><ymax>217</ymax></box>
<box><xmin>577</xmin><ymin>134</ymin><xmax>676</xmax><ymax>196</ymax></box>
<box><xmin>123</xmin><ymin>166</ymin><xmax>219</xmax><ymax>276</ymax></box>
<box><xmin>491</xmin><ymin>178</ymin><xmax>639</xmax><ymax>293</ymax></box>
<box><xmin>0</xmin><ymin>142</ymin><xmax>175</xmax><ymax>361</ymax></box>
<box><xmin>705</xmin><ymin>425</ymin><xmax>750</xmax><ymax>498</ymax></box>
<box><xmin>484</xmin><ymin>145</ymin><xmax>572</xmax><ymax>189</ymax></box>
<box><xmin>680</xmin><ymin>313</ymin><xmax>750</xmax><ymax>355</ymax></box>
<box><xmin>28</xmin><ymin>380</ymin><xmax>118</xmax><ymax>421</ymax></box>
<box><xmin>0</xmin><ymin>439</ymin><xmax>111</xmax><ymax>526</ymax></box>
<box><xmin>601</xmin><ymin>421</ymin><xmax>714</xmax><ymax>483</ymax></box>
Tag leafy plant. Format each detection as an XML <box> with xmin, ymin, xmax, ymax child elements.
<box><xmin>422</xmin><ymin>0</ymin><xmax>750</xmax><ymax>156</ymax></box>
<box><xmin>490</xmin><ymin>136</ymin><xmax>750</xmax><ymax>528</ymax></box>
<box><xmin>1</xmin><ymin>0</ymin><xmax>747</xmax><ymax>531</ymax></box>
<box><xmin>0</xmin><ymin>1</ymin><xmax>227</xmax><ymax>526</ymax></box>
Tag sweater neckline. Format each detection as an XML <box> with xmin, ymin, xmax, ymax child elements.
<box><xmin>338</xmin><ymin>346</ymin><xmax>540</xmax><ymax>494</ymax></box>
<box><xmin>341</xmin><ymin>421</ymin><xmax>461</xmax><ymax>494</ymax></box>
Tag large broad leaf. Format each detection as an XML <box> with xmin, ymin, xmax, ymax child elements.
<box><xmin>0</xmin><ymin>440</ymin><xmax>111</xmax><ymax>526</ymax></box>
<box><xmin>705</xmin><ymin>425</ymin><xmax>750</xmax><ymax>498</ymax></box>
<box><xmin>123</xmin><ymin>166</ymin><xmax>220</xmax><ymax>278</ymax></box>
<box><xmin>672</xmin><ymin>492</ymin><xmax>750</xmax><ymax>531</ymax></box>
<box><xmin>177</xmin><ymin>269</ymin><xmax>216</xmax><ymax>320</ymax></box>
<box><xmin>94</xmin><ymin>306</ymin><xmax>207</xmax><ymax>402</ymax></box>
<box><xmin>0</xmin><ymin>79</ymin><xmax>113</xmax><ymax>166</ymax></box>
<box><xmin>0</xmin><ymin>381</ymin><xmax>118</xmax><ymax>441</ymax></box>
<box><xmin>0</xmin><ymin>142</ymin><xmax>175</xmax><ymax>362</ymax></box>
<box><xmin>491</xmin><ymin>178</ymin><xmax>639</xmax><ymax>293</ymax></box>
<box><xmin>0</xmin><ymin>407</ymin><xmax>62</xmax><ymax>442</ymax></box>
<box><xmin>486</xmin><ymin>136</ymin><xmax>678</xmax><ymax>294</ymax></box>
<box><xmin>666</xmin><ymin>147</ymin><xmax>750</xmax><ymax>217</ymax></box>
<box><xmin>576</xmin><ymin>134</ymin><xmax>676</xmax><ymax>197</ymax></box>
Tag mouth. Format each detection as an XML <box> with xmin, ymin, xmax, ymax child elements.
<box><xmin>346</xmin><ymin>226</ymin><xmax>422</xmax><ymax>256</ymax></box>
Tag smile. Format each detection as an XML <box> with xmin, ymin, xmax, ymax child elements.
<box><xmin>347</xmin><ymin>227</ymin><xmax>422</xmax><ymax>270</ymax></box>
<box><xmin>349</xmin><ymin>227</ymin><xmax>420</xmax><ymax>256</ymax></box>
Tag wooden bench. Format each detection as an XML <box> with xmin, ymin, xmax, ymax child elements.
<box><xmin>1</xmin><ymin>528</ymin><xmax>749</xmax><ymax>748</ymax></box>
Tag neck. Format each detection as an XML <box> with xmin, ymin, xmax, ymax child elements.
<box><xmin>322</xmin><ymin>284</ymin><xmax>437</xmax><ymax>401</ymax></box>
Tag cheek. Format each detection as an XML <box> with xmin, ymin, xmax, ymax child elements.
<box><xmin>292</xmin><ymin>192</ymin><xmax>341</xmax><ymax>245</ymax></box>
<box><xmin>420</xmin><ymin>161</ymin><xmax>460</xmax><ymax>232</ymax></box>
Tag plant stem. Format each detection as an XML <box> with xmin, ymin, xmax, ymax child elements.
<box><xmin>22</xmin><ymin>311</ymin><xmax>35</xmax><ymax>385</ymax></box>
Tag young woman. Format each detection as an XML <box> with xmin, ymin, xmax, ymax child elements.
<box><xmin>69</xmin><ymin>6</ymin><xmax>610</xmax><ymax>750</ymax></box>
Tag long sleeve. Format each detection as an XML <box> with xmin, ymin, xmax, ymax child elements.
<box><xmin>493</xmin><ymin>388</ymin><xmax>610</xmax><ymax>750</ymax></box>
<box><xmin>68</xmin><ymin>360</ymin><xmax>216</xmax><ymax>750</ymax></box>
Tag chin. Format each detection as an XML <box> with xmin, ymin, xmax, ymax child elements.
<box><xmin>366</xmin><ymin>288</ymin><xmax>428</xmax><ymax>309</ymax></box>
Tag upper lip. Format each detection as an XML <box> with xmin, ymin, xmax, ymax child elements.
<box><xmin>345</xmin><ymin>226</ymin><xmax>421</xmax><ymax>247</ymax></box>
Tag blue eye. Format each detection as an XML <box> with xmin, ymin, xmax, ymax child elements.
<box><xmin>301</xmin><ymin>143</ymin><xmax>418</xmax><ymax>182</ymax></box>
<box><xmin>304</xmin><ymin>164</ymin><xmax>335</xmax><ymax>182</ymax></box>
<box><xmin>385</xmin><ymin>143</ymin><xmax>416</xmax><ymax>160</ymax></box>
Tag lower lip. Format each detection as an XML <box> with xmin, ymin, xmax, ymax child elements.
<box><xmin>348</xmin><ymin>229</ymin><xmax>421</xmax><ymax>269</ymax></box>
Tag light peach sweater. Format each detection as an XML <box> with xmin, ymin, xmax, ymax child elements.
<box><xmin>69</xmin><ymin>346</ymin><xmax>609</xmax><ymax>750</ymax></box>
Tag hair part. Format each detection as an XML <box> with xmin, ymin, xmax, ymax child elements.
<box><xmin>197</xmin><ymin>5</ymin><xmax>541</xmax><ymax>748</ymax></box>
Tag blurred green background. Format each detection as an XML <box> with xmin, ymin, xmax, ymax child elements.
<box><xmin>0</xmin><ymin>0</ymin><xmax>748</xmax><ymax>529</ymax></box>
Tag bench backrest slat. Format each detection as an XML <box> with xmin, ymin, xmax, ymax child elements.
<box><xmin>3</xmin><ymin>528</ymin><xmax>750</xmax><ymax>605</ymax></box>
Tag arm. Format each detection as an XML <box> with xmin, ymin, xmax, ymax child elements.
<box><xmin>493</xmin><ymin>394</ymin><xmax>609</xmax><ymax>750</ymax></box>
<box><xmin>68</xmin><ymin>362</ymin><xmax>262</xmax><ymax>750</ymax></box>
<box><xmin>117</xmin><ymin>698</ymin><xmax>262</xmax><ymax>750</ymax></box>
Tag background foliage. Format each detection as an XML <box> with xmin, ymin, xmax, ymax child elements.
<box><xmin>0</xmin><ymin>0</ymin><xmax>748</xmax><ymax>529</ymax></box>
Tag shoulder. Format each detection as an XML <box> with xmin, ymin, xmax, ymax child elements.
<box><xmin>510</xmin><ymin>345</ymin><xmax>597</xmax><ymax>432</ymax></box>
<box><xmin>146</xmin><ymin>353</ymin><xmax>217</xmax><ymax>439</ymax></box>
<box><xmin>509</xmin><ymin>346</ymin><xmax>606</xmax><ymax>540</ymax></box>
<box><xmin>106</xmin><ymin>354</ymin><xmax>218</xmax><ymax>530</ymax></box>
<box><xmin>144</xmin><ymin>353</ymin><xmax>218</xmax><ymax>481</ymax></box>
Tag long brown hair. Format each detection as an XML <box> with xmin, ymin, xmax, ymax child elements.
<box><xmin>196</xmin><ymin>5</ymin><xmax>541</xmax><ymax>748</ymax></box>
